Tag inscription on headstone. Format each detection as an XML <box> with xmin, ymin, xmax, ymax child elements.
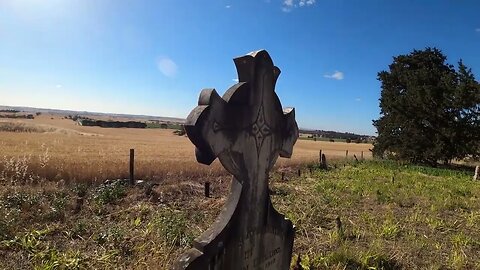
<box><xmin>174</xmin><ymin>50</ymin><xmax>298</xmax><ymax>270</ymax></box>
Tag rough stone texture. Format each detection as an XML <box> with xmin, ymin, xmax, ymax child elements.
<box><xmin>174</xmin><ymin>50</ymin><xmax>298</xmax><ymax>270</ymax></box>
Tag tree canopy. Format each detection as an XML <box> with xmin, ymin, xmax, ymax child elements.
<box><xmin>373</xmin><ymin>47</ymin><xmax>480</xmax><ymax>164</ymax></box>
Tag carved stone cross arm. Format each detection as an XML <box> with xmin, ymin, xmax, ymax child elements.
<box><xmin>185</xmin><ymin>50</ymin><xmax>298</xmax><ymax>176</ymax></box>
<box><xmin>176</xmin><ymin>50</ymin><xmax>298</xmax><ymax>270</ymax></box>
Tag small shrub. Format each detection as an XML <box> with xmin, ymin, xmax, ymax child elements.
<box><xmin>92</xmin><ymin>180</ymin><xmax>127</xmax><ymax>205</ymax></box>
<box><xmin>72</xmin><ymin>183</ymin><xmax>89</xmax><ymax>198</ymax></box>
<box><xmin>51</xmin><ymin>192</ymin><xmax>69</xmax><ymax>211</ymax></box>
<box><xmin>3</xmin><ymin>191</ymin><xmax>40</xmax><ymax>209</ymax></box>
<box><xmin>43</xmin><ymin>191</ymin><xmax>69</xmax><ymax>221</ymax></box>
<box><xmin>173</xmin><ymin>128</ymin><xmax>186</xmax><ymax>136</ymax></box>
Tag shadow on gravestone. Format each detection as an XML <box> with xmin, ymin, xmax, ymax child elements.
<box><xmin>174</xmin><ymin>50</ymin><xmax>299</xmax><ymax>270</ymax></box>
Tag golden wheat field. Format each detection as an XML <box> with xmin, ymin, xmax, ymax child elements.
<box><xmin>0</xmin><ymin>115</ymin><xmax>372</xmax><ymax>183</ymax></box>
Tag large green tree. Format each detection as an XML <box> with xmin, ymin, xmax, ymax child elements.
<box><xmin>373</xmin><ymin>48</ymin><xmax>480</xmax><ymax>164</ymax></box>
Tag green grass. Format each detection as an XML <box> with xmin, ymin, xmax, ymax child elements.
<box><xmin>273</xmin><ymin>160</ymin><xmax>480</xmax><ymax>269</ymax></box>
<box><xmin>1</xmin><ymin>160</ymin><xmax>479</xmax><ymax>269</ymax></box>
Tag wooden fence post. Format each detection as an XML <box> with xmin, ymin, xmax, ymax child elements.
<box><xmin>474</xmin><ymin>166</ymin><xmax>479</xmax><ymax>181</ymax></box>
<box><xmin>319</xmin><ymin>150</ymin><xmax>322</xmax><ymax>164</ymax></box>
<box><xmin>297</xmin><ymin>169</ymin><xmax>301</xmax><ymax>177</ymax></box>
<box><xmin>345</xmin><ymin>150</ymin><xmax>348</xmax><ymax>158</ymax></box>
<box><xmin>129</xmin><ymin>149</ymin><xmax>135</xmax><ymax>185</ymax></box>
<box><xmin>320</xmin><ymin>154</ymin><xmax>327</xmax><ymax>170</ymax></box>
<box><xmin>205</xmin><ymin>182</ymin><xmax>210</xmax><ymax>198</ymax></box>
<box><xmin>361</xmin><ymin>151</ymin><xmax>364</xmax><ymax>160</ymax></box>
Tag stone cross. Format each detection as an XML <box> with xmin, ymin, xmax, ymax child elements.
<box><xmin>174</xmin><ymin>50</ymin><xmax>298</xmax><ymax>270</ymax></box>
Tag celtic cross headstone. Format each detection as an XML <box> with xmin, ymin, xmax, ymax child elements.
<box><xmin>175</xmin><ymin>50</ymin><xmax>298</xmax><ymax>270</ymax></box>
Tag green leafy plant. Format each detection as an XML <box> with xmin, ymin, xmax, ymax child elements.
<box><xmin>92</xmin><ymin>180</ymin><xmax>127</xmax><ymax>205</ymax></box>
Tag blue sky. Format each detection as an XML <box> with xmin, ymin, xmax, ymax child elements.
<box><xmin>1</xmin><ymin>0</ymin><xmax>479</xmax><ymax>135</ymax></box>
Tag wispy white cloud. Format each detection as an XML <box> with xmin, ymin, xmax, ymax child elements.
<box><xmin>475</xmin><ymin>28</ymin><xmax>480</xmax><ymax>32</ymax></box>
<box><xmin>282</xmin><ymin>0</ymin><xmax>315</xmax><ymax>12</ymax></box>
<box><xmin>232</xmin><ymin>78</ymin><xmax>239</xmax><ymax>83</ymax></box>
<box><xmin>225</xmin><ymin>5</ymin><xmax>231</xmax><ymax>8</ymax></box>
<box><xmin>299</xmin><ymin>0</ymin><xmax>315</xmax><ymax>6</ymax></box>
<box><xmin>324</xmin><ymin>71</ymin><xmax>344</xmax><ymax>80</ymax></box>
<box><xmin>355</xmin><ymin>98</ymin><xmax>361</xmax><ymax>102</ymax></box>
<box><xmin>56</xmin><ymin>84</ymin><xmax>62</xmax><ymax>88</ymax></box>
<box><xmin>157</xmin><ymin>57</ymin><xmax>178</xmax><ymax>77</ymax></box>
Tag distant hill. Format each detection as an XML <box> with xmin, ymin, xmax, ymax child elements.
<box><xmin>0</xmin><ymin>105</ymin><xmax>185</xmax><ymax>124</ymax></box>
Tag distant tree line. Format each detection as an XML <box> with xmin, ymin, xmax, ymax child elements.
<box><xmin>373</xmin><ymin>47</ymin><xmax>480</xmax><ymax>165</ymax></box>
<box><xmin>300</xmin><ymin>129</ymin><xmax>373</xmax><ymax>142</ymax></box>
<box><xmin>78</xmin><ymin>119</ymin><xmax>147</xmax><ymax>129</ymax></box>
<box><xmin>0</xmin><ymin>114</ymin><xmax>34</xmax><ymax>119</ymax></box>
<box><xmin>69</xmin><ymin>115</ymin><xmax>185</xmax><ymax>131</ymax></box>
<box><xmin>0</xmin><ymin>109</ymin><xmax>20</xmax><ymax>113</ymax></box>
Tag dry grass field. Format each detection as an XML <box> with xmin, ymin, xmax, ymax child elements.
<box><xmin>0</xmin><ymin>114</ymin><xmax>372</xmax><ymax>183</ymax></box>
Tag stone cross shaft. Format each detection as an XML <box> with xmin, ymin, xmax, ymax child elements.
<box><xmin>175</xmin><ymin>50</ymin><xmax>298</xmax><ymax>270</ymax></box>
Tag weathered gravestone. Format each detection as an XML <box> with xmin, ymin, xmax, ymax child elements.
<box><xmin>174</xmin><ymin>50</ymin><xmax>299</xmax><ymax>270</ymax></box>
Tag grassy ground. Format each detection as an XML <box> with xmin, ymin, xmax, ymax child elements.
<box><xmin>1</xmin><ymin>160</ymin><xmax>479</xmax><ymax>269</ymax></box>
<box><xmin>273</xmin><ymin>160</ymin><xmax>480</xmax><ymax>269</ymax></box>
<box><xmin>0</xmin><ymin>177</ymin><xmax>228</xmax><ymax>269</ymax></box>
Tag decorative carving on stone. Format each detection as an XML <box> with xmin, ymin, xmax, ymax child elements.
<box><xmin>174</xmin><ymin>50</ymin><xmax>299</xmax><ymax>270</ymax></box>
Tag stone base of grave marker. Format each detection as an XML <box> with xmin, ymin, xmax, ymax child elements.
<box><xmin>176</xmin><ymin>181</ymin><xmax>294</xmax><ymax>269</ymax></box>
